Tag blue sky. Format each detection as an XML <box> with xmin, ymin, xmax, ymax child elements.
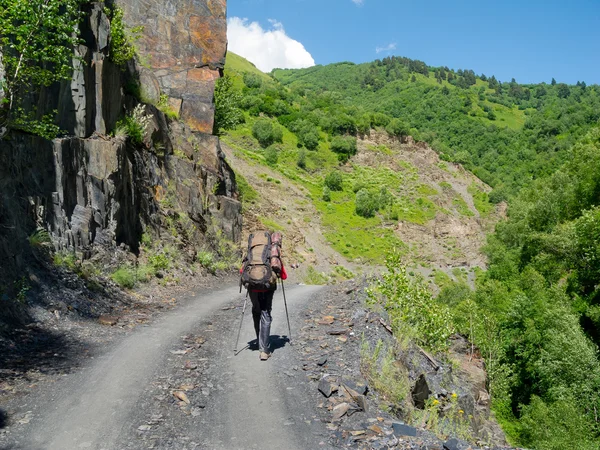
<box><xmin>227</xmin><ymin>0</ymin><xmax>600</xmax><ymax>85</ymax></box>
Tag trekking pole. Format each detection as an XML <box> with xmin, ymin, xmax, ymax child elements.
<box><xmin>281</xmin><ymin>279</ymin><xmax>292</xmax><ymax>345</ymax></box>
<box><xmin>234</xmin><ymin>290</ymin><xmax>249</xmax><ymax>354</ymax></box>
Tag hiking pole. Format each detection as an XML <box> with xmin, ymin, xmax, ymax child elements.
<box><xmin>281</xmin><ymin>279</ymin><xmax>292</xmax><ymax>345</ymax></box>
<box><xmin>234</xmin><ymin>290</ymin><xmax>249</xmax><ymax>354</ymax></box>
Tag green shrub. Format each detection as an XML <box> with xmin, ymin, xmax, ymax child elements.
<box><xmin>330</xmin><ymin>135</ymin><xmax>357</xmax><ymax>162</ymax></box>
<box><xmin>324</xmin><ymin>171</ymin><xmax>343</xmax><ymax>191</ymax></box>
<box><xmin>197</xmin><ymin>251</ymin><xmax>215</xmax><ymax>268</ymax></box>
<box><xmin>214</xmin><ymin>74</ymin><xmax>244</xmax><ymax>133</ymax></box>
<box><xmin>355</xmin><ymin>188</ymin><xmax>379</xmax><ymax>218</ymax></box>
<box><xmin>115</xmin><ymin>104</ymin><xmax>151</xmax><ymax>144</ymax></box>
<box><xmin>148</xmin><ymin>252</ymin><xmax>170</xmax><ymax>270</ymax></box>
<box><xmin>367</xmin><ymin>253</ymin><xmax>455</xmax><ymax>352</ymax></box>
<box><xmin>243</xmin><ymin>72</ymin><xmax>262</xmax><ymax>89</ymax></box>
<box><xmin>322</xmin><ymin>186</ymin><xmax>331</xmax><ymax>202</ymax></box>
<box><xmin>385</xmin><ymin>118</ymin><xmax>410</xmax><ymax>137</ymax></box>
<box><xmin>252</xmin><ymin>118</ymin><xmax>283</xmax><ymax>147</ymax></box>
<box><xmin>111</xmin><ymin>266</ymin><xmax>136</xmax><ymax>288</ymax></box>
<box><xmin>519</xmin><ymin>396</ymin><xmax>598</xmax><ymax>450</ymax></box>
<box><xmin>264</xmin><ymin>145</ymin><xmax>278</xmax><ymax>166</ymax></box>
<box><xmin>297</xmin><ymin>148</ymin><xmax>307</xmax><ymax>169</ymax></box>
<box><xmin>304</xmin><ymin>266</ymin><xmax>328</xmax><ymax>285</ymax></box>
<box><xmin>106</xmin><ymin>6</ymin><xmax>143</xmax><ymax>66</ymax></box>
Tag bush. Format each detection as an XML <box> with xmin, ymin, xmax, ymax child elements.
<box><xmin>299</xmin><ymin>128</ymin><xmax>319</xmax><ymax>150</ymax></box>
<box><xmin>243</xmin><ymin>72</ymin><xmax>262</xmax><ymax>89</ymax></box>
<box><xmin>252</xmin><ymin>118</ymin><xmax>283</xmax><ymax>147</ymax></box>
<box><xmin>264</xmin><ymin>145</ymin><xmax>278</xmax><ymax>166</ymax></box>
<box><xmin>115</xmin><ymin>104</ymin><xmax>151</xmax><ymax>144</ymax></box>
<box><xmin>367</xmin><ymin>254</ymin><xmax>455</xmax><ymax>352</ymax></box>
<box><xmin>355</xmin><ymin>189</ymin><xmax>379</xmax><ymax>218</ymax></box>
<box><xmin>106</xmin><ymin>6</ymin><xmax>143</xmax><ymax>66</ymax></box>
<box><xmin>519</xmin><ymin>396</ymin><xmax>598</xmax><ymax>450</ymax></box>
<box><xmin>385</xmin><ymin>118</ymin><xmax>410</xmax><ymax>137</ymax></box>
<box><xmin>330</xmin><ymin>135</ymin><xmax>357</xmax><ymax>162</ymax></box>
<box><xmin>297</xmin><ymin>148</ymin><xmax>307</xmax><ymax>169</ymax></box>
<box><xmin>111</xmin><ymin>266</ymin><xmax>136</xmax><ymax>288</ymax></box>
<box><xmin>322</xmin><ymin>186</ymin><xmax>331</xmax><ymax>202</ymax></box>
<box><xmin>324</xmin><ymin>171</ymin><xmax>343</xmax><ymax>191</ymax></box>
<box><xmin>148</xmin><ymin>252</ymin><xmax>170</xmax><ymax>270</ymax></box>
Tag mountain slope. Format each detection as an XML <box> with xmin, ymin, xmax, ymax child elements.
<box><xmin>272</xmin><ymin>57</ymin><xmax>600</xmax><ymax>198</ymax></box>
<box><xmin>219</xmin><ymin>54</ymin><xmax>501</xmax><ymax>286</ymax></box>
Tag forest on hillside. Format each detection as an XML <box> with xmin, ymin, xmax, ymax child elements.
<box><xmin>216</xmin><ymin>53</ymin><xmax>600</xmax><ymax>449</ymax></box>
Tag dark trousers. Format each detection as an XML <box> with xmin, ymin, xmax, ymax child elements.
<box><xmin>249</xmin><ymin>290</ymin><xmax>274</xmax><ymax>352</ymax></box>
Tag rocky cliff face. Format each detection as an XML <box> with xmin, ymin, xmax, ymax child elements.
<box><xmin>0</xmin><ymin>1</ymin><xmax>240</xmax><ymax>299</ymax></box>
<box><xmin>118</xmin><ymin>0</ymin><xmax>226</xmax><ymax>133</ymax></box>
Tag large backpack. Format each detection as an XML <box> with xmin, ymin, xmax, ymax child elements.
<box><xmin>241</xmin><ymin>231</ymin><xmax>277</xmax><ymax>290</ymax></box>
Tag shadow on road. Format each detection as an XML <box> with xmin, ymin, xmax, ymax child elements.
<box><xmin>241</xmin><ymin>334</ymin><xmax>290</xmax><ymax>355</ymax></box>
<box><xmin>0</xmin><ymin>409</ymin><xmax>7</xmax><ymax>429</ymax></box>
<box><xmin>0</xmin><ymin>325</ymin><xmax>81</xmax><ymax>383</ymax></box>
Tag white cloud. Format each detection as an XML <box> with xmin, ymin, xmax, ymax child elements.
<box><xmin>376</xmin><ymin>42</ymin><xmax>397</xmax><ymax>54</ymax></box>
<box><xmin>352</xmin><ymin>0</ymin><xmax>364</xmax><ymax>5</ymax></box>
<box><xmin>227</xmin><ymin>17</ymin><xmax>315</xmax><ymax>72</ymax></box>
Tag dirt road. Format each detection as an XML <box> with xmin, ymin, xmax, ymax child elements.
<box><xmin>2</xmin><ymin>283</ymin><xmax>330</xmax><ymax>450</ymax></box>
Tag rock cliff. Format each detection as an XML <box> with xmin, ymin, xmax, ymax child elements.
<box><xmin>0</xmin><ymin>1</ymin><xmax>240</xmax><ymax>305</ymax></box>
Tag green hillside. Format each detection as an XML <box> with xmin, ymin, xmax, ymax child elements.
<box><xmin>217</xmin><ymin>54</ymin><xmax>498</xmax><ymax>268</ymax></box>
<box><xmin>272</xmin><ymin>57</ymin><xmax>600</xmax><ymax>200</ymax></box>
<box><xmin>216</xmin><ymin>52</ymin><xmax>600</xmax><ymax>449</ymax></box>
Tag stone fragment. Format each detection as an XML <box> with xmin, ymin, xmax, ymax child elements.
<box><xmin>318</xmin><ymin>378</ymin><xmax>337</xmax><ymax>398</ymax></box>
<box><xmin>184</xmin><ymin>361</ymin><xmax>198</xmax><ymax>370</ymax></box>
<box><xmin>344</xmin><ymin>381</ymin><xmax>369</xmax><ymax>396</ymax></box>
<box><xmin>317</xmin><ymin>357</ymin><xmax>328</xmax><ymax>366</ymax></box>
<box><xmin>98</xmin><ymin>315</ymin><xmax>118</xmax><ymax>326</ymax></box>
<box><xmin>392</xmin><ymin>422</ymin><xmax>417</xmax><ymax>437</ymax></box>
<box><xmin>443</xmin><ymin>437</ymin><xmax>469</xmax><ymax>450</ymax></box>
<box><xmin>173</xmin><ymin>391</ymin><xmax>190</xmax><ymax>404</ymax></box>
<box><xmin>368</xmin><ymin>424</ymin><xmax>383</xmax><ymax>434</ymax></box>
<box><xmin>327</xmin><ymin>329</ymin><xmax>346</xmax><ymax>335</ymax></box>
<box><xmin>318</xmin><ymin>316</ymin><xmax>335</xmax><ymax>325</ymax></box>
<box><xmin>331</xmin><ymin>402</ymin><xmax>350</xmax><ymax>421</ymax></box>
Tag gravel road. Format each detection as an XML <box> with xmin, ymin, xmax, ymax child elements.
<box><xmin>3</xmin><ymin>283</ymin><xmax>330</xmax><ymax>450</ymax></box>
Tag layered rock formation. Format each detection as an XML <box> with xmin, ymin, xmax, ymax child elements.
<box><xmin>0</xmin><ymin>1</ymin><xmax>240</xmax><ymax>289</ymax></box>
<box><xmin>118</xmin><ymin>0</ymin><xmax>227</xmax><ymax>133</ymax></box>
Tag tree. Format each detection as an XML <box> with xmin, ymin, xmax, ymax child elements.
<box><xmin>355</xmin><ymin>189</ymin><xmax>378</xmax><ymax>218</ymax></box>
<box><xmin>385</xmin><ymin>118</ymin><xmax>410</xmax><ymax>137</ymax></box>
<box><xmin>330</xmin><ymin>135</ymin><xmax>357</xmax><ymax>162</ymax></box>
<box><xmin>551</xmin><ymin>77</ymin><xmax>557</xmax><ymax>86</ymax></box>
<box><xmin>557</xmin><ymin>83</ymin><xmax>570</xmax><ymax>99</ymax></box>
<box><xmin>243</xmin><ymin>72</ymin><xmax>262</xmax><ymax>89</ymax></box>
<box><xmin>324</xmin><ymin>171</ymin><xmax>343</xmax><ymax>191</ymax></box>
<box><xmin>252</xmin><ymin>118</ymin><xmax>283</xmax><ymax>147</ymax></box>
<box><xmin>0</xmin><ymin>0</ymin><xmax>83</xmax><ymax>138</ymax></box>
<box><xmin>214</xmin><ymin>74</ymin><xmax>244</xmax><ymax>134</ymax></box>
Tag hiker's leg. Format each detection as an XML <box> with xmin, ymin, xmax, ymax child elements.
<box><xmin>249</xmin><ymin>291</ymin><xmax>260</xmax><ymax>340</ymax></box>
<box><xmin>258</xmin><ymin>291</ymin><xmax>274</xmax><ymax>353</ymax></box>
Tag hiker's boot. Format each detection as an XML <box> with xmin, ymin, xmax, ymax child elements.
<box><xmin>260</xmin><ymin>351</ymin><xmax>271</xmax><ymax>361</ymax></box>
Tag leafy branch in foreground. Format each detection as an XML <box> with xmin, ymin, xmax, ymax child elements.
<box><xmin>367</xmin><ymin>252</ymin><xmax>454</xmax><ymax>353</ymax></box>
<box><xmin>0</xmin><ymin>0</ymin><xmax>83</xmax><ymax>137</ymax></box>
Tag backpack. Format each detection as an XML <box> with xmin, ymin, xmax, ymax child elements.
<box><xmin>270</xmin><ymin>232</ymin><xmax>283</xmax><ymax>275</ymax></box>
<box><xmin>241</xmin><ymin>231</ymin><xmax>278</xmax><ymax>290</ymax></box>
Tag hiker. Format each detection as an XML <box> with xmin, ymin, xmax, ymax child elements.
<box><xmin>240</xmin><ymin>231</ymin><xmax>287</xmax><ymax>360</ymax></box>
